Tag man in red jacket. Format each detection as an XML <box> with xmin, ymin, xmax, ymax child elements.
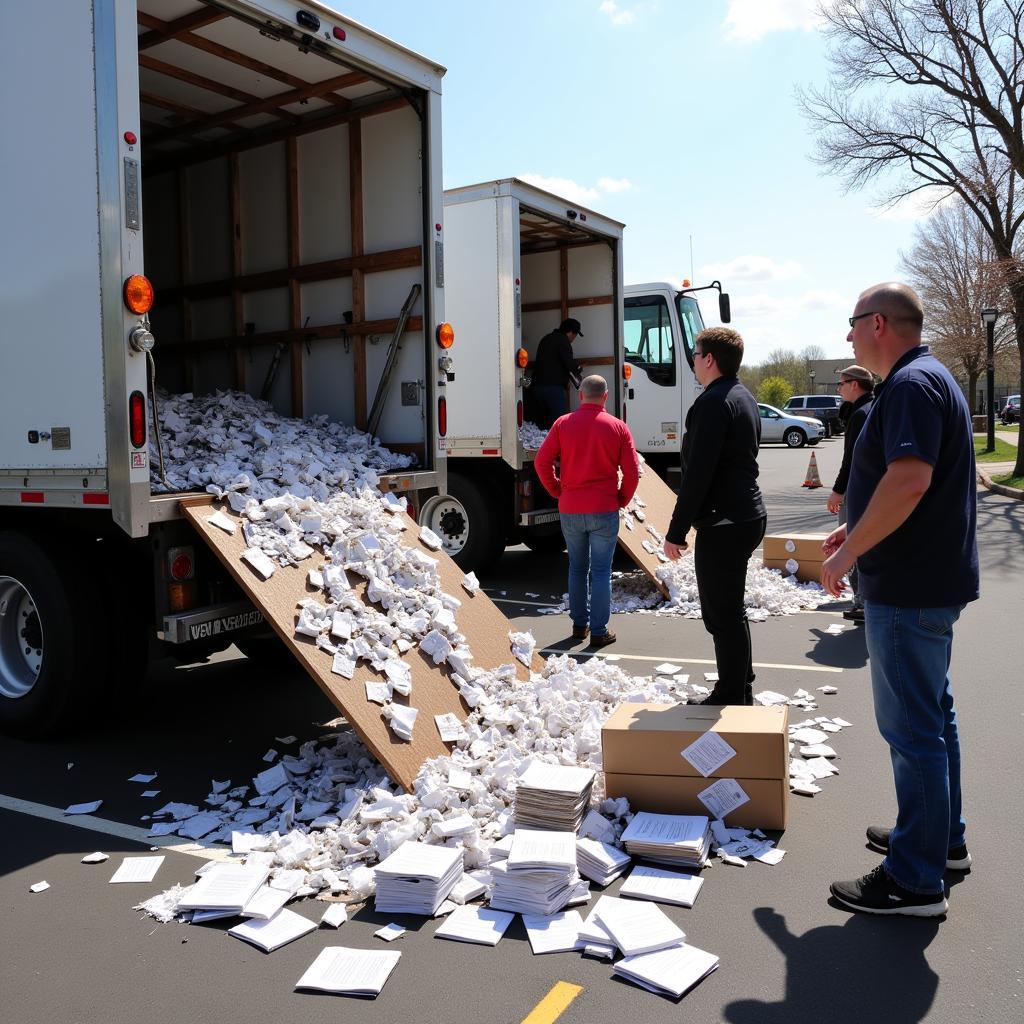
<box><xmin>535</xmin><ymin>375</ymin><xmax>640</xmax><ymax>647</ymax></box>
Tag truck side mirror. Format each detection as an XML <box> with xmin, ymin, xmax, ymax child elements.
<box><xmin>719</xmin><ymin>293</ymin><xmax>731</xmax><ymax>324</ymax></box>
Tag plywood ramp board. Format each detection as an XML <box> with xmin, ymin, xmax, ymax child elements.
<box><xmin>616</xmin><ymin>456</ymin><xmax>692</xmax><ymax>599</ymax></box>
<box><xmin>182</xmin><ymin>497</ymin><xmax>540</xmax><ymax>792</ymax></box>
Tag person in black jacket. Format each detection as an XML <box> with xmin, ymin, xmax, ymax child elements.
<box><xmin>826</xmin><ymin>364</ymin><xmax>874</xmax><ymax>621</ymax></box>
<box><xmin>663</xmin><ymin>327</ymin><xmax>766</xmax><ymax>705</ymax></box>
<box><xmin>531</xmin><ymin>318</ymin><xmax>584</xmax><ymax>427</ymax></box>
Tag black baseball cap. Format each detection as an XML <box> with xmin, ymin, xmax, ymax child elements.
<box><xmin>559</xmin><ymin>317</ymin><xmax>584</xmax><ymax>337</ymax></box>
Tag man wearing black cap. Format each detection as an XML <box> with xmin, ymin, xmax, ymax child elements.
<box><xmin>826</xmin><ymin>364</ymin><xmax>875</xmax><ymax>621</ymax></box>
<box><xmin>531</xmin><ymin>318</ymin><xmax>584</xmax><ymax>428</ymax></box>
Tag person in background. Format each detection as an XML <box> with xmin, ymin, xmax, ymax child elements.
<box><xmin>822</xmin><ymin>282</ymin><xmax>977</xmax><ymax>917</ymax></box>
<box><xmin>531</xmin><ymin>318</ymin><xmax>584</xmax><ymax>427</ymax></box>
<box><xmin>535</xmin><ymin>374</ymin><xmax>640</xmax><ymax>648</ymax></box>
<box><xmin>826</xmin><ymin>364</ymin><xmax>875</xmax><ymax>622</ymax></box>
<box><xmin>663</xmin><ymin>327</ymin><xmax>766</xmax><ymax>705</ymax></box>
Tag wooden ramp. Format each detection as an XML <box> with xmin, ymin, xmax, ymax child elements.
<box><xmin>182</xmin><ymin>497</ymin><xmax>539</xmax><ymax>792</ymax></box>
<box><xmin>616</xmin><ymin>456</ymin><xmax>691</xmax><ymax>599</ymax></box>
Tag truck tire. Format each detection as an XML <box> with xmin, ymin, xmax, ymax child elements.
<box><xmin>0</xmin><ymin>532</ymin><xmax>102</xmax><ymax>736</ymax></box>
<box><xmin>420</xmin><ymin>472</ymin><xmax>505</xmax><ymax>571</ymax></box>
<box><xmin>784</xmin><ymin>427</ymin><xmax>807</xmax><ymax>448</ymax></box>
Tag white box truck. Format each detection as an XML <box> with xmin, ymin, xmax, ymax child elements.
<box><xmin>622</xmin><ymin>279</ymin><xmax>731</xmax><ymax>477</ymax></box>
<box><xmin>425</xmin><ymin>179</ymin><xmax>625</xmax><ymax>568</ymax></box>
<box><xmin>0</xmin><ymin>0</ymin><xmax>450</xmax><ymax>734</ymax></box>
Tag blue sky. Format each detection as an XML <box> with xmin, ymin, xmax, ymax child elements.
<box><xmin>341</xmin><ymin>0</ymin><xmax>933</xmax><ymax>366</ymax></box>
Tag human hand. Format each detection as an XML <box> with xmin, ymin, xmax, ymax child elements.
<box><xmin>822</xmin><ymin>524</ymin><xmax>846</xmax><ymax>558</ymax></box>
<box><xmin>827</xmin><ymin>490</ymin><xmax>843</xmax><ymax>515</ymax></box>
<box><xmin>664</xmin><ymin>540</ymin><xmax>688</xmax><ymax>561</ymax></box>
<box><xmin>820</xmin><ymin>546</ymin><xmax>855</xmax><ymax>598</ymax></box>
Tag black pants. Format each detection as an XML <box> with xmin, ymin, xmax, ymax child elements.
<box><xmin>694</xmin><ymin>516</ymin><xmax>767</xmax><ymax>705</ymax></box>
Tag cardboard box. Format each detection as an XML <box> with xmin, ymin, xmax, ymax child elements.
<box><xmin>601</xmin><ymin>703</ymin><xmax>789</xmax><ymax>830</ymax></box>
<box><xmin>763</xmin><ymin>532</ymin><xmax>828</xmax><ymax>584</ymax></box>
<box><xmin>604</xmin><ymin>773</ymin><xmax>788</xmax><ymax>830</ymax></box>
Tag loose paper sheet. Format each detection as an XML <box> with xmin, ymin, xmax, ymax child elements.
<box><xmin>697</xmin><ymin>778</ymin><xmax>750</xmax><ymax>820</ymax></box>
<box><xmin>680</xmin><ymin>732</ymin><xmax>738</xmax><ymax>778</ymax></box>
<box><xmin>109</xmin><ymin>856</ymin><xmax>165</xmax><ymax>884</ymax></box>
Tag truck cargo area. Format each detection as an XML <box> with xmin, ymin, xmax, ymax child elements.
<box><xmin>137</xmin><ymin>1</ymin><xmax>436</xmax><ymax>489</ymax></box>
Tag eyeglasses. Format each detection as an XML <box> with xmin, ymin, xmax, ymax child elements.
<box><xmin>848</xmin><ymin>311</ymin><xmax>880</xmax><ymax>327</ymax></box>
<box><xmin>693</xmin><ymin>349</ymin><xmax>709</xmax><ymax>359</ymax></box>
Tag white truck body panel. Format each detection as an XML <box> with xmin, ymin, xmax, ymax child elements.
<box><xmin>0</xmin><ymin>0</ymin><xmax>447</xmax><ymax>535</ymax></box>
<box><xmin>443</xmin><ymin>179</ymin><xmax>624</xmax><ymax>472</ymax></box>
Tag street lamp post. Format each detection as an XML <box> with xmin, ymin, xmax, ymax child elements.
<box><xmin>809</xmin><ymin>369</ymin><xmax>816</xmax><ymax>394</ymax></box>
<box><xmin>981</xmin><ymin>307</ymin><xmax>998</xmax><ymax>453</ymax></box>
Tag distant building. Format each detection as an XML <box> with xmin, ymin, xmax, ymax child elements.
<box><xmin>806</xmin><ymin>358</ymin><xmax>853</xmax><ymax>395</ymax></box>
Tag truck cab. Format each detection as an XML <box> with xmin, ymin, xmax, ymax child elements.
<box><xmin>622</xmin><ymin>281</ymin><xmax>726</xmax><ymax>475</ymax></box>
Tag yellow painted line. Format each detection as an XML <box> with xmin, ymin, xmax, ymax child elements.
<box><xmin>0</xmin><ymin>794</ymin><xmax>234</xmax><ymax>862</ymax></box>
<box><xmin>538</xmin><ymin>649</ymin><xmax>842</xmax><ymax>673</ymax></box>
<box><xmin>521</xmin><ymin>981</ymin><xmax>583</xmax><ymax>1024</ymax></box>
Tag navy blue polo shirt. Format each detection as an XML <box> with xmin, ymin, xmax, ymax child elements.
<box><xmin>846</xmin><ymin>345</ymin><xmax>979</xmax><ymax>607</ymax></box>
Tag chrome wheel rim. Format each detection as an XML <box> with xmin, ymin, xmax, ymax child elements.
<box><xmin>420</xmin><ymin>495</ymin><xmax>470</xmax><ymax>556</ymax></box>
<box><xmin>0</xmin><ymin>576</ymin><xmax>43</xmax><ymax>699</ymax></box>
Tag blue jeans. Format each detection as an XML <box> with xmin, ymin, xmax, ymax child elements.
<box><xmin>865</xmin><ymin>601</ymin><xmax>966</xmax><ymax>894</ymax></box>
<box><xmin>560</xmin><ymin>511</ymin><xmax>619</xmax><ymax>636</ymax></box>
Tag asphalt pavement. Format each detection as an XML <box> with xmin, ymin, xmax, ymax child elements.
<box><xmin>2</xmin><ymin>436</ymin><xmax>1022</xmax><ymax>1024</ymax></box>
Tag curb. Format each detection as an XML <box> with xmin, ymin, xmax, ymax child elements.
<box><xmin>977</xmin><ymin>466</ymin><xmax>1024</xmax><ymax>499</ymax></box>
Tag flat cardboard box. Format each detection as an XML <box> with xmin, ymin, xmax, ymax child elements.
<box><xmin>602</xmin><ymin>703</ymin><xmax>789</xmax><ymax>780</ymax></box>
<box><xmin>763</xmin><ymin>557</ymin><xmax>823</xmax><ymax>584</ymax></box>
<box><xmin>604</xmin><ymin>772</ymin><xmax>788</xmax><ymax>830</ymax></box>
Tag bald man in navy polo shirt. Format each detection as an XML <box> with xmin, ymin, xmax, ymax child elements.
<box><xmin>822</xmin><ymin>282</ymin><xmax>978</xmax><ymax>918</ymax></box>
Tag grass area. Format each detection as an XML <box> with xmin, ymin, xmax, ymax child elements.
<box><xmin>973</xmin><ymin>435</ymin><xmax>1018</xmax><ymax>461</ymax></box>
<box><xmin>998</xmin><ymin>423</ymin><xmax>1019</xmax><ymax>433</ymax></box>
<box><xmin>992</xmin><ymin>472</ymin><xmax>1024</xmax><ymax>489</ymax></box>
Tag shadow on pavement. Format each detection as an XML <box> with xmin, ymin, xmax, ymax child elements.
<box><xmin>724</xmin><ymin>906</ymin><xmax>942</xmax><ymax>1024</ymax></box>
<box><xmin>804</xmin><ymin>627</ymin><xmax>868</xmax><ymax>670</ymax></box>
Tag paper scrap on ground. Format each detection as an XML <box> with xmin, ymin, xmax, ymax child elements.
<box><xmin>619</xmin><ymin>864</ymin><xmax>704</xmax><ymax>908</ymax></box>
<box><xmin>522</xmin><ymin>910</ymin><xmax>584</xmax><ymax>955</ymax></box>
<box><xmin>229</xmin><ymin>908</ymin><xmax>316</xmax><ymax>952</ymax></box>
<box><xmin>321</xmin><ymin>903</ymin><xmax>348</xmax><ymax>928</ymax></box>
<box><xmin>434</xmin><ymin>905</ymin><xmax>514</xmax><ymax>946</ymax></box>
<box><xmin>64</xmin><ymin>800</ymin><xmax>103</xmax><ymax>815</ymax></box>
<box><xmin>680</xmin><ymin>731</ymin><xmax>737</xmax><ymax>778</ymax></box>
<box><xmin>141</xmin><ymin>790</ymin><xmax>160</xmax><ymax>798</ymax></box>
<box><xmin>109</xmin><ymin>856</ymin><xmax>165</xmax><ymax>884</ymax></box>
<box><xmin>654</xmin><ymin>663</ymin><xmax>682</xmax><ymax>675</ymax></box>
<box><xmin>81</xmin><ymin>852</ymin><xmax>109</xmax><ymax>864</ymax></box>
<box><xmin>375</xmin><ymin>923</ymin><xmax>406</xmax><ymax>942</ymax></box>
<box><xmin>697</xmin><ymin>778</ymin><xmax>750</xmax><ymax>820</ymax></box>
<box><xmin>207</xmin><ymin>510</ymin><xmax>237</xmax><ymax>534</ymax></box>
<box><xmin>127</xmin><ymin>773</ymin><xmax>158</xmax><ymax>783</ymax></box>
<box><xmin>434</xmin><ymin>713</ymin><xmax>465</xmax><ymax>743</ymax></box>
<box><xmin>295</xmin><ymin>946</ymin><xmax>401</xmax><ymax>997</ymax></box>
<box><xmin>30</xmin><ymin>881</ymin><xmax>50</xmax><ymax>893</ymax></box>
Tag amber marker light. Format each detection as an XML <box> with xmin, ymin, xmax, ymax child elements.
<box><xmin>123</xmin><ymin>274</ymin><xmax>154</xmax><ymax>314</ymax></box>
<box><xmin>516</xmin><ymin>348</ymin><xmax>529</xmax><ymax>368</ymax></box>
<box><xmin>436</xmin><ymin>323</ymin><xmax>455</xmax><ymax>349</ymax></box>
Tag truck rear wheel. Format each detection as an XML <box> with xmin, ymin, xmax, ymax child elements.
<box><xmin>420</xmin><ymin>472</ymin><xmax>505</xmax><ymax>571</ymax></box>
<box><xmin>0</xmin><ymin>533</ymin><xmax>101</xmax><ymax>736</ymax></box>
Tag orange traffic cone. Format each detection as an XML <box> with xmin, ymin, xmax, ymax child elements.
<box><xmin>802</xmin><ymin>451</ymin><xmax>823</xmax><ymax>489</ymax></box>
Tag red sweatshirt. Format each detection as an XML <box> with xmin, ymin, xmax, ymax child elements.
<box><xmin>535</xmin><ymin>403</ymin><xmax>641</xmax><ymax>513</ymax></box>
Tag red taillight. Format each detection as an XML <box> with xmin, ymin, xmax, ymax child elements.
<box><xmin>129</xmin><ymin>390</ymin><xmax>146</xmax><ymax>448</ymax></box>
<box><xmin>332</xmin><ymin>25</ymin><xmax>346</xmax><ymax>40</ymax></box>
<box><xmin>437</xmin><ymin>397</ymin><xmax>447</xmax><ymax>437</ymax></box>
<box><xmin>169</xmin><ymin>551</ymin><xmax>194</xmax><ymax>581</ymax></box>
<box><xmin>517</xmin><ymin>400</ymin><xmax>524</xmax><ymax>428</ymax></box>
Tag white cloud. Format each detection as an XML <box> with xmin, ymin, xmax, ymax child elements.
<box><xmin>698</xmin><ymin>254</ymin><xmax>803</xmax><ymax>283</ymax></box>
<box><xmin>597</xmin><ymin>176</ymin><xmax>632</xmax><ymax>193</ymax></box>
<box><xmin>723</xmin><ymin>0</ymin><xmax>820</xmax><ymax>43</ymax></box>
<box><xmin>599</xmin><ymin>1</ymin><xmax>636</xmax><ymax>26</ymax></box>
<box><xmin>519</xmin><ymin>173</ymin><xmax>633</xmax><ymax>206</ymax></box>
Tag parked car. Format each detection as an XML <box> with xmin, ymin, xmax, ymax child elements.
<box><xmin>758</xmin><ymin>404</ymin><xmax>825</xmax><ymax>448</ymax></box>
<box><xmin>783</xmin><ymin>394</ymin><xmax>845</xmax><ymax>436</ymax></box>
<box><xmin>1001</xmin><ymin>394</ymin><xmax>1020</xmax><ymax>424</ymax></box>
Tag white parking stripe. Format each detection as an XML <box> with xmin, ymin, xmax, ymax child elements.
<box><xmin>0</xmin><ymin>794</ymin><xmax>234</xmax><ymax>862</ymax></box>
<box><xmin>537</xmin><ymin>649</ymin><xmax>842</xmax><ymax>673</ymax></box>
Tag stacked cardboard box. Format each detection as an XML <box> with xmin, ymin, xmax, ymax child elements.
<box><xmin>601</xmin><ymin>704</ymin><xmax>789</xmax><ymax>830</ymax></box>
<box><xmin>762</xmin><ymin>533</ymin><xmax>828</xmax><ymax>584</ymax></box>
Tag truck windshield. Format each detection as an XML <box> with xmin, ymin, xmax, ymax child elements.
<box><xmin>675</xmin><ymin>295</ymin><xmax>705</xmax><ymax>370</ymax></box>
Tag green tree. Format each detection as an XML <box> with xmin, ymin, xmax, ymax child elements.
<box><xmin>758</xmin><ymin>376</ymin><xmax>793</xmax><ymax>408</ymax></box>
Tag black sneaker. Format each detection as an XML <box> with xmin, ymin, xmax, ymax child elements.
<box><xmin>842</xmin><ymin>606</ymin><xmax>865</xmax><ymax>622</ymax></box>
<box><xmin>865</xmin><ymin>826</ymin><xmax>972</xmax><ymax>870</ymax></box>
<box><xmin>830</xmin><ymin>864</ymin><xmax>948</xmax><ymax>917</ymax></box>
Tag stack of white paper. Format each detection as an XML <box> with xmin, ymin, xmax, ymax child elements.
<box><xmin>177</xmin><ymin>862</ymin><xmax>270</xmax><ymax>914</ymax></box>
<box><xmin>433</xmin><ymin>905</ymin><xmax>514</xmax><ymax>946</ymax></box>
<box><xmin>229</xmin><ymin>908</ymin><xmax>316</xmax><ymax>952</ymax></box>
<box><xmin>592</xmin><ymin>895</ymin><xmax>686</xmax><ymax>956</ymax></box>
<box><xmin>619</xmin><ymin>812</ymin><xmax>711</xmax><ymax>869</ymax></box>
<box><xmin>374</xmin><ymin>841</ymin><xmax>464</xmax><ymax>915</ymax></box>
<box><xmin>576</xmin><ymin>838</ymin><xmax>631</xmax><ymax>886</ymax></box>
<box><xmin>513</xmin><ymin>762</ymin><xmax>595</xmax><ymax>832</ymax></box>
<box><xmin>295</xmin><ymin>946</ymin><xmax>401</xmax><ymax>997</ymax></box>
<box><xmin>613</xmin><ymin>942</ymin><xmax>719</xmax><ymax>998</ymax></box>
<box><xmin>618</xmin><ymin>865</ymin><xmax>705</xmax><ymax>908</ymax></box>
<box><xmin>490</xmin><ymin>830</ymin><xmax>584</xmax><ymax>915</ymax></box>
<box><xmin>522</xmin><ymin>910</ymin><xmax>584</xmax><ymax>955</ymax></box>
